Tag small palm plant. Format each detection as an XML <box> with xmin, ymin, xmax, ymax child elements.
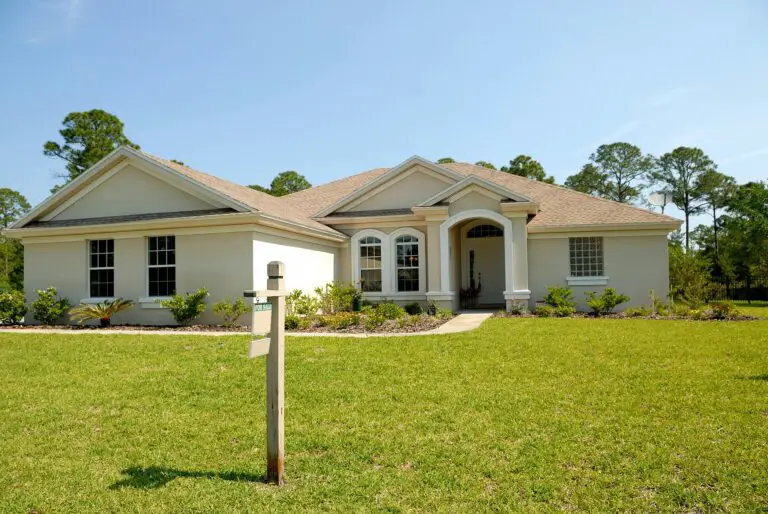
<box><xmin>69</xmin><ymin>298</ymin><xmax>135</xmax><ymax>327</ymax></box>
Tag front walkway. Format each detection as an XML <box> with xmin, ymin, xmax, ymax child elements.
<box><xmin>0</xmin><ymin>312</ymin><xmax>493</xmax><ymax>338</ymax></box>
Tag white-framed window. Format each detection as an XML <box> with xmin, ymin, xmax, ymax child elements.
<box><xmin>89</xmin><ymin>239</ymin><xmax>114</xmax><ymax>298</ymax></box>
<box><xmin>395</xmin><ymin>234</ymin><xmax>419</xmax><ymax>292</ymax></box>
<box><xmin>358</xmin><ymin>236</ymin><xmax>383</xmax><ymax>292</ymax></box>
<box><xmin>148</xmin><ymin>235</ymin><xmax>176</xmax><ymax>297</ymax></box>
<box><xmin>569</xmin><ymin>236</ymin><xmax>604</xmax><ymax>277</ymax></box>
<box><xmin>351</xmin><ymin>228</ymin><xmax>425</xmax><ymax>296</ymax></box>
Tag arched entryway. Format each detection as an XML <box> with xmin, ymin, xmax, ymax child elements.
<box><xmin>439</xmin><ymin>209</ymin><xmax>515</xmax><ymax>310</ymax></box>
<box><xmin>460</xmin><ymin>221</ymin><xmax>505</xmax><ymax>307</ymax></box>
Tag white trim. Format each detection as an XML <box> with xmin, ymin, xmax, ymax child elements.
<box><xmin>426</xmin><ymin>291</ymin><xmax>455</xmax><ymax>301</ymax></box>
<box><xmin>418</xmin><ymin>175</ymin><xmax>534</xmax><ymax>207</ymax></box>
<box><xmin>314</xmin><ymin>156</ymin><xmax>463</xmax><ymax>217</ymax></box>
<box><xmin>439</xmin><ymin>209</ymin><xmax>515</xmax><ymax>296</ymax></box>
<box><xmin>389</xmin><ymin>227</ymin><xmax>426</xmax><ymax>294</ymax></box>
<box><xmin>341</xmin><ymin>165</ymin><xmax>455</xmax><ymax>213</ymax></box>
<box><xmin>139</xmin><ymin>296</ymin><xmax>171</xmax><ymax>309</ymax></box>
<box><xmin>12</xmin><ymin>147</ymin><xmax>253</xmax><ymax>229</ymax></box>
<box><xmin>566</xmin><ymin>276</ymin><xmax>609</xmax><ymax>286</ymax></box>
<box><xmin>44</xmin><ymin>161</ymin><xmax>132</xmax><ymax>220</ymax></box>
<box><xmin>528</xmin><ymin>221</ymin><xmax>681</xmax><ymax>234</ymax></box>
<box><xmin>360</xmin><ymin>292</ymin><xmax>426</xmax><ymax>301</ymax></box>
<box><xmin>146</xmin><ymin>235</ymin><xmax>176</xmax><ymax>299</ymax></box>
<box><xmin>528</xmin><ymin>229</ymin><xmax>673</xmax><ymax>239</ymax></box>
<box><xmin>79</xmin><ymin>297</ymin><xmax>117</xmax><ymax>304</ymax></box>
<box><xmin>350</xmin><ymin>229</ymin><xmax>390</xmax><ymax>294</ymax></box>
<box><xmin>504</xmin><ymin>290</ymin><xmax>531</xmax><ymax>300</ymax></box>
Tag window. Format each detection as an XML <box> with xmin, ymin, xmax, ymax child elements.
<box><xmin>467</xmin><ymin>224</ymin><xmax>503</xmax><ymax>238</ymax></box>
<box><xmin>89</xmin><ymin>239</ymin><xmax>114</xmax><ymax>297</ymax></box>
<box><xmin>148</xmin><ymin>236</ymin><xmax>176</xmax><ymax>296</ymax></box>
<box><xmin>358</xmin><ymin>236</ymin><xmax>382</xmax><ymax>292</ymax></box>
<box><xmin>569</xmin><ymin>237</ymin><xmax>604</xmax><ymax>277</ymax></box>
<box><xmin>395</xmin><ymin>235</ymin><xmax>419</xmax><ymax>292</ymax></box>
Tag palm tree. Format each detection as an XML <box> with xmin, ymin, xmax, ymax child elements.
<box><xmin>69</xmin><ymin>298</ymin><xmax>134</xmax><ymax>327</ymax></box>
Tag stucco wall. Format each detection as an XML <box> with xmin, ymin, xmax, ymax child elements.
<box><xmin>53</xmin><ymin>164</ymin><xmax>215</xmax><ymax>221</ymax></box>
<box><xmin>527</xmin><ymin>234</ymin><xmax>669</xmax><ymax>310</ymax></box>
<box><xmin>448</xmin><ymin>191</ymin><xmax>501</xmax><ymax>216</ymax></box>
<box><xmin>23</xmin><ymin>231</ymin><xmax>256</xmax><ymax>326</ymax></box>
<box><xmin>341</xmin><ymin>167</ymin><xmax>451</xmax><ymax>212</ymax></box>
<box><xmin>253</xmin><ymin>233</ymin><xmax>338</xmax><ymax>293</ymax></box>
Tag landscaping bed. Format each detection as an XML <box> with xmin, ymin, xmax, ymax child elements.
<box><xmin>0</xmin><ymin>323</ymin><xmax>251</xmax><ymax>332</ymax></box>
<box><xmin>287</xmin><ymin>312</ymin><xmax>452</xmax><ymax>334</ymax></box>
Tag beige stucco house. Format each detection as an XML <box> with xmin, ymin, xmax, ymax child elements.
<box><xmin>6</xmin><ymin>146</ymin><xmax>681</xmax><ymax>328</ymax></box>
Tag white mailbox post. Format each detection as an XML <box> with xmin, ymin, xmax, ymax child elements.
<box><xmin>244</xmin><ymin>261</ymin><xmax>287</xmax><ymax>485</ymax></box>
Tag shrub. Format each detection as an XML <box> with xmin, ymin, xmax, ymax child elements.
<box><xmin>709</xmin><ymin>302</ymin><xmax>739</xmax><ymax>320</ymax></box>
<box><xmin>286</xmin><ymin>290</ymin><xmax>303</xmax><ymax>316</ymax></box>
<box><xmin>544</xmin><ymin>285</ymin><xmax>576</xmax><ymax>309</ymax></box>
<box><xmin>670</xmin><ymin>303</ymin><xmax>691</xmax><ymax>318</ymax></box>
<box><xmin>285</xmin><ymin>314</ymin><xmax>300</xmax><ymax>330</ymax></box>
<box><xmin>585</xmin><ymin>288</ymin><xmax>631</xmax><ymax>316</ymax></box>
<box><xmin>159</xmin><ymin>288</ymin><xmax>209</xmax><ymax>326</ymax></box>
<box><xmin>31</xmin><ymin>287</ymin><xmax>71</xmax><ymax>325</ymax></box>
<box><xmin>364</xmin><ymin>312</ymin><xmax>386</xmax><ymax>331</ymax></box>
<box><xmin>374</xmin><ymin>302</ymin><xmax>406</xmax><ymax>320</ymax></box>
<box><xmin>69</xmin><ymin>298</ymin><xmax>134</xmax><ymax>327</ymax></box>
<box><xmin>314</xmin><ymin>282</ymin><xmax>360</xmax><ymax>314</ymax></box>
<box><xmin>624</xmin><ymin>306</ymin><xmax>652</xmax><ymax>317</ymax></box>
<box><xmin>0</xmin><ymin>290</ymin><xmax>26</xmax><ymax>324</ymax></box>
<box><xmin>649</xmin><ymin>289</ymin><xmax>668</xmax><ymax>316</ymax></box>
<box><xmin>404</xmin><ymin>302</ymin><xmax>423</xmax><ymax>315</ymax></box>
<box><xmin>324</xmin><ymin>312</ymin><xmax>361</xmax><ymax>330</ymax></box>
<box><xmin>425</xmin><ymin>299</ymin><xmax>438</xmax><ymax>316</ymax></box>
<box><xmin>555</xmin><ymin>306</ymin><xmax>576</xmax><ymax>317</ymax></box>
<box><xmin>213</xmin><ymin>297</ymin><xmax>251</xmax><ymax>328</ymax></box>
<box><xmin>435</xmin><ymin>307</ymin><xmax>454</xmax><ymax>320</ymax></box>
<box><xmin>507</xmin><ymin>301</ymin><xmax>527</xmax><ymax>315</ymax></box>
<box><xmin>534</xmin><ymin>305</ymin><xmax>555</xmax><ymax>318</ymax></box>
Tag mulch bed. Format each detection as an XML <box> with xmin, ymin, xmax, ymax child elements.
<box><xmin>492</xmin><ymin>312</ymin><xmax>757</xmax><ymax>321</ymax></box>
<box><xmin>290</xmin><ymin>315</ymin><xmax>452</xmax><ymax>334</ymax></box>
<box><xmin>0</xmin><ymin>324</ymin><xmax>251</xmax><ymax>332</ymax></box>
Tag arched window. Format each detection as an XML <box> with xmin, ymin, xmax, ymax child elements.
<box><xmin>358</xmin><ymin>236</ymin><xmax>382</xmax><ymax>292</ymax></box>
<box><xmin>467</xmin><ymin>224</ymin><xmax>503</xmax><ymax>238</ymax></box>
<box><xmin>395</xmin><ymin>235</ymin><xmax>419</xmax><ymax>292</ymax></box>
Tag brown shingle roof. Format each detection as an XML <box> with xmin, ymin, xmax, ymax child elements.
<box><xmin>140</xmin><ymin>151</ymin><xmax>342</xmax><ymax>235</ymax></box>
<box><xmin>284</xmin><ymin>162</ymin><xmax>680</xmax><ymax>228</ymax></box>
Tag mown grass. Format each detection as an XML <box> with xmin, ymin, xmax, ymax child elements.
<box><xmin>728</xmin><ymin>301</ymin><xmax>768</xmax><ymax>319</ymax></box>
<box><xmin>1</xmin><ymin>318</ymin><xmax>767</xmax><ymax>512</ymax></box>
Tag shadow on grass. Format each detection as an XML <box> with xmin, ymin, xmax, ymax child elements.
<box><xmin>748</xmin><ymin>373</ymin><xmax>768</xmax><ymax>381</ymax></box>
<box><xmin>110</xmin><ymin>466</ymin><xmax>266</xmax><ymax>490</ymax></box>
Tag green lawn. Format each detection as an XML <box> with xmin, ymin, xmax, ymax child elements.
<box><xmin>728</xmin><ymin>301</ymin><xmax>768</xmax><ymax>319</ymax></box>
<box><xmin>1</xmin><ymin>319</ymin><xmax>767</xmax><ymax>512</ymax></box>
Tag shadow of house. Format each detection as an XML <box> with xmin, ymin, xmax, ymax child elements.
<box><xmin>110</xmin><ymin>466</ymin><xmax>266</xmax><ymax>490</ymax></box>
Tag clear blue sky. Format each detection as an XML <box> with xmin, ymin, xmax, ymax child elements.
<box><xmin>1</xmin><ymin>0</ymin><xmax>766</xmax><ymax>226</ymax></box>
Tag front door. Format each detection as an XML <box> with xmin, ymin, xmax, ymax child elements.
<box><xmin>462</xmin><ymin>223</ymin><xmax>505</xmax><ymax>307</ymax></box>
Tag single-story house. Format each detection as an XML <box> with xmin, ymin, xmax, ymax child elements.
<box><xmin>6</xmin><ymin>146</ymin><xmax>681</xmax><ymax>329</ymax></box>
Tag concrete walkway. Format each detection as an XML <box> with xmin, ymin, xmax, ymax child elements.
<box><xmin>0</xmin><ymin>312</ymin><xmax>493</xmax><ymax>338</ymax></box>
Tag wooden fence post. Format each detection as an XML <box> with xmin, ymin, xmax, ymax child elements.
<box><xmin>243</xmin><ymin>261</ymin><xmax>287</xmax><ymax>485</ymax></box>
<box><xmin>265</xmin><ymin>261</ymin><xmax>286</xmax><ymax>485</ymax></box>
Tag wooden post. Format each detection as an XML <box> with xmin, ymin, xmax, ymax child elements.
<box><xmin>243</xmin><ymin>261</ymin><xmax>287</xmax><ymax>486</ymax></box>
<box><xmin>265</xmin><ymin>261</ymin><xmax>285</xmax><ymax>485</ymax></box>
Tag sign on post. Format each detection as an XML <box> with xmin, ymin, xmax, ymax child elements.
<box><xmin>244</xmin><ymin>261</ymin><xmax>288</xmax><ymax>485</ymax></box>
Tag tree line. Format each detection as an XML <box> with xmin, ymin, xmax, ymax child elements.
<box><xmin>0</xmin><ymin>109</ymin><xmax>764</xmax><ymax>302</ymax></box>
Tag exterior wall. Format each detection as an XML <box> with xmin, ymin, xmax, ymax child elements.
<box><xmin>53</xmin><ymin>164</ymin><xmax>216</xmax><ymax>221</ymax></box>
<box><xmin>23</xmin><ymin>230</ymin><xmax>255</xmax><ymax>326</ymax></box>
<box><xmin>24</xmin><ymin>240</ymin><xmax>86</xmax><ymax>323</ymax></box>
<box><xmin>253</xmin><ymin>232</ymin><xmax>338</xmax><ymax>293</ymax></box>
<box><xmin>448</xmin><ymin>191</ymin><xmax>500</xmax><ymax>216</ymax></box>
<box><xmin>527</xmin><ymin>234</ymin><xmax>669</xmax><ymax>310</ymax></box>
<box><xmin>341</xmin><ymin>167</ymin><xmax>451</xmax><ymax>212</ymax></box>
